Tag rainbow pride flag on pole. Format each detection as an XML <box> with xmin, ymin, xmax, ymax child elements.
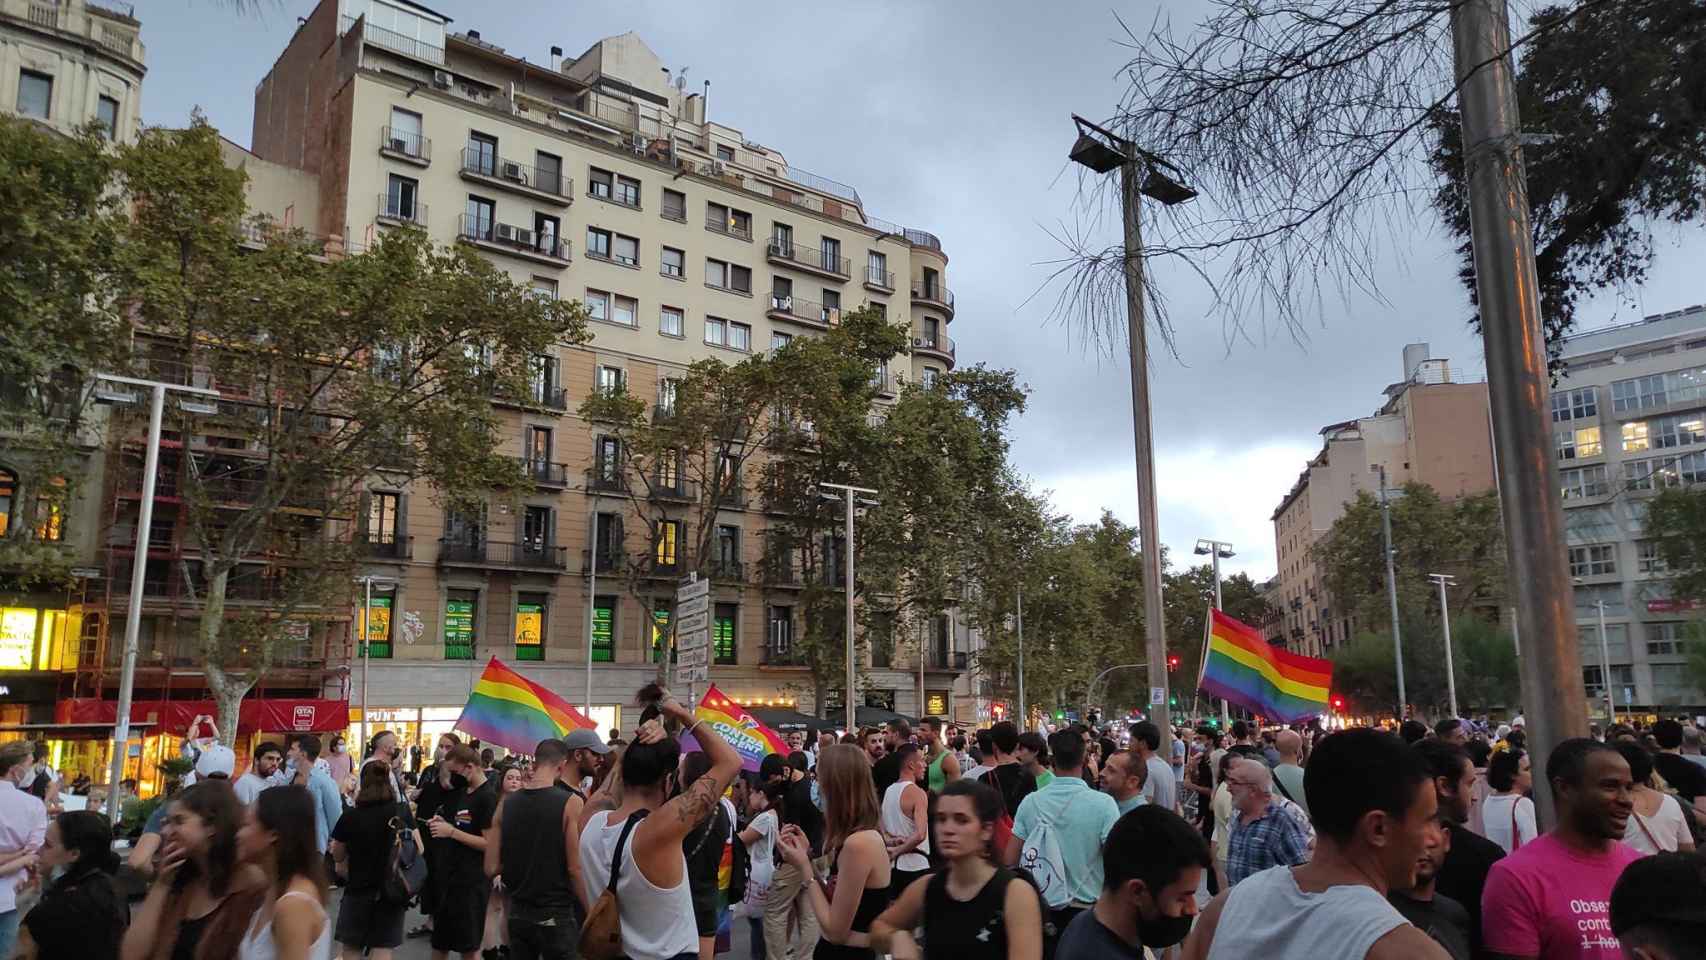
<box><xmin>681</xmin><ymin>684</ymin><xmax>791</xmax><ymax>772</ymax></box>
<box><xmin>455</xmin><ymin>657</ymin><xmax>596</xmax><ymax>753</ymax></box>
<box><xmin>1199</xmin><ymin>610</ymin><xmax>1333</xmax><ymax>723</ymax></box>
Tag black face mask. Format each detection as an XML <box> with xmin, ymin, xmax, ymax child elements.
<box><xmin>1136</xmin><ymin>891</ymin><xmax>1193</xmax><ymax>948</ymax></box>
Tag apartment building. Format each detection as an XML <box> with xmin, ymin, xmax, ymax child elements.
<box><xmin>1270</xmin><ymin>345</ymin><xmax>1495</xmax><ymax>658</ymax></box>
<box><xmin>248</xmin><ymin>0</ymin><xmax>968</xmax><ymax>741</ymax></box>
<box><xmin>1553</xmin><ymin>304</ymin><xmax>1706</xmax><ymax>715</ymax></box>
<box><xmin>1</xmin><ymin>0</ymin><xmax>143</xmax><ymax>141</ymax></box>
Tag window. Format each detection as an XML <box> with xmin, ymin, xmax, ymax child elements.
<box><xmin>660</xmin><ymin>306</ymin><xmax>684</xmax><ymax>337</ymax></box>
<box><xmin>16</xmin><ymin>71</ymin><xmax>51</xmax><ymax>119</ymax></box>
<box><xmin>651</xmin><ymin>603</ymin><xmax>674</xmax><ymax>664</ymax></box>
<box><xmin>1560</xmin><ymin>465</ymin><xmax>1608</xmax><ymax>500</ymax></box>
<box><xmin>820</xmin><ymin>236</ymin><xmax>841</xmax><ymax>270</ymax></box>
<box><xmin>521</xmin><ymin>504</ymin><xmax>552</xmax><ymax>552</ymax></box>
<box><xmin>657</xmin><ymin>447</ymin><xmax>681</xmax><ymax>486</ymax></box>
<box><xmin>466</xmin><ymin>132</ymin><xmax>497</xmax><ymax>176</ymax></box>
<box><xmin>525</xmin><ymin>425</ymin><xmax>553</xmax><ymax>467</ymax></box>
<box><xmin>1611</xmin><ymin>368</ymin><xmax>1706</xmax><ymax>412</ymax></box>
<box><xmin>613</xmin><ymin>173</ymin><xmax>641</xmax><ymax>207</ymax></box>
<box><xmin>716</xmin><ymin>525</ymin><xmax>740</xmax><ymax>571</ymax></box>
<box><xmin>716</xmin><ymin>144</ymin><xmax>735</xmax><ymax>162</ymax></box>
<box><xmin>704</xmin><ymin>259</ymin><xmax>751</xmax><ymax>293</ymax></box>
<box><xmin>1569</xmin><ymin>543</ymin><xmax>1617</xmax><ymax>577</ymax></box>
<box><xmin>1582</xmin><ymin>664</ymin><xmax>1636</xmax><ymax>696</ymax></box>
<box><xmin>360</xmin><ymin>591</ymin><xmax>394</xmax><ymax>658</ymax></box>
<box><xmin>612</xmin><ymin>296</ymin><xmax>638</xmax><ymax>327</ymax></box>
<box><xmin>385</xmin><ymin>174</ymin><xmax>419</xmax><ymax>221</ymax></box>
<box><xmin>662</xmin><ymin>188</ymin><xmax>687</xmax><ymax>222</ymax></box>
<box><xmin>534</xmin><ymin>151</ymin><xmax>563</xmax><ymax>193</ymax></box>
<box><xmin>873</xmin><ymin>359</ymin><xmax>890</xmax><ymax>390</ymax></box>
<box><xmin>0</xmin><ymin>469</ymin><xmax>14</xmax><ymax>537</ymax></box>
<box><xmin>585</xmin><ymin>289</ymin><xmax>610</xmax><ymax>322</ymax></box>
<box><xmin>592</xmin><ymin>597</ymin><xmax>615</xmax><ymax>662</ymax></box>
<box><xmin>1556</xmin><ymin>425</ymin><xmax>1602</xmax><ymax>459</ymax></box>
<box><xmin>772</xmin><ymin>223</ymin><xmax>794</xmax><ymax>255</ymax></box>
<box><xmin>822</xmin><ymin>289</ymin><xmax>841</xmax><ymax>325</ymax></box>
<box><xmin>656</xmin><ymin>520</ymin><xmax>680</xmax><ymax>569</ymax></box>
<box><xmin>445</xmin><ymin>590</ymin><xmax>478</xmax><ymax>659</ymax></box>
<box><xmin>534</xmin><ymin>213</ymin><xmax>560</xmax><ymax>253</ymax></box>
<box><xmin>922</xmin><ymin>316</ymin><xmax>940</xmax><ymax>346</ymax></box>
<box><xmin>529</xmin><ymin>278</ymin><xmax>558</xmax><ymax>302</ymax></box>
<box><xmin>1647</xmin><ymin>622</ymin><xmax>1685</xmax><ymax>656</ymax></box>
<box><xmin>661</xmin><ymin>246</ymin><xmax>684</xmax><ymax>278</ymax></box>
<box><xmin>1651</xmin><ymin>413</ymin><xmax>1706</xmax><ymax>450</ymax></box>
<box><xmin>867</xmin><ymin>250</ymin><xmax>889</xmax><ymax>286</ymax></box>
<box><xmin>465</xmin><ymin>195</ymin><xmax>494</xmax><ymax>240</ymax></box>
<box><xmin>1637</xmin><ymin>540</ymin><xmax>1668</xmax><ymax>574</ymax></box>
<box><xmin>772</xmin><ymin>276</ymin><xmax>794</xmax><ymax>311</ymax></box>
<box><xmin>768</xmin><ymin>606</ymin><xmax>794</xmax><ymax>659</ymax></box>
<box><xmin>714</xmin><ymin>603</ymin><xmax>738</xmax><ymax>665</ymax></box>
<box><xmin>589</xmin><ymin>167</ymin><xmax>613</xmax><ymax>199</ymax></box>
<box><xmin>366</xmin><ymin>491</ymin><xmax>401</xmax><ymax>544</ymax></box>
<box><xmin>705</xmin><ymin>317</ymin><xmax>727</xmax><ymax>346</ymax></box>
<box><xmin>727</xmin><ymin>321</ymin><xmax>751</xmax><ymax>352</ymax></box>
<box><xmin>771</xmin><ymin>332</ymin><xmax>793</xmax><ymax>351</ymax></box>
<box><xmin>597</xmin><ymin>365</ymin><xmax>627</xmax><ymax>394</ymax></box>
<box><xmin>1551</xmin><ymin>387</ymin><xmax>1597</xmax><ymax>422</ymax></box>
<box><xmin>657</xmin><ymin>379</ymin><xmax>679</xmax><ymax>415</ymax></box>
<box><xmin>922</xmin><ymin>367</ymin><xmax>940</xmax><ymax>388</ymax></box>
<box><xmin>33</xmin><ymin>480</ymin><xmax>62</xmax><ymax>542</ymax></box>
<box><xmin>515</xmin><ymin>594</ymin><xmax>546</xmax><ymax>660</ymax></box>
<box><xmin>706</xmin><ymin>203</ymin><xmax>751</xmax><ymax>239</ymax></box>
<box><xmin>609</xmin><ymin>234</ymin><xmax>638</xmax><ymax>267</ymax></box>
<box><xmin>586</xmin><ymin>227</ymin><xmax>612</xmax><ymax>259</ymax></box>
<box><xmin>97</xmin><ymin>95</ymin><xmax>119</xmax><ymax>139</ymax></box>
<box><xmin>388</xmin><ymin>107</ymin><xmax>422</xmax><ymax>155</ymax></box>
<box><xmin>1622</xmin><ymin>420</ymin><xmax>1650</xmax><ymax>452</ymax></box>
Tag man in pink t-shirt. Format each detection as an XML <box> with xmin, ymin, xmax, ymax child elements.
<box><xmin>1481</xmin><ymin>738</ymin><xmax>1640</xmax><ymax>959</ymax></box>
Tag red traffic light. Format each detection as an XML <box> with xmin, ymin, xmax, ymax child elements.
<box><xmin>1166</xmin><ymin>654</ymin><xmax>1181</xmax><ymax>672</ymax></box>
<box><xmin>1331</xmin><ymin>696</ymin><xmax>1345</xmax><ymax>711</ymax></box>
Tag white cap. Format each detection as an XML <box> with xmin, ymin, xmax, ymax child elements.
<box><xmin>194</xmin><ymin>744</ymin><xmax>236</xmax><ymax>779</ymax></box>
<box><xmin>1510</xmin><ymin>715</ymin><xmax>1525</xmax><ymax>728</ymax></box>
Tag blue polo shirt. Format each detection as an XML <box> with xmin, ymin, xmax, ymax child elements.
<box><xmin>1011</xmin><ymin>775</ymin><xmax>1120</xmax><ymax>908</ymax></box>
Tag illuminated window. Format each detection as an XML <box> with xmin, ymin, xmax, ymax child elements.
<box><xmin>360</xmin><ymin>594</ymin><xmax>393</xmax><ymax>658</ymax></box>
<box><xmin>0</xmin><ymin>609</ymin><xmax>39</xmax><ymax>670</ymax></box>
<box><xmin>1622</xmin><ymin>421</ymin><xmax>1650</xmax><ymax>452</ymax></box>
<box><xmin>592</xmin><ymin>597</ymin><xmax>615</xmax><ymax>662</ymax></box>
<box><xmin>34</xmin><ymin>481</ymin><xmax>64</xmax><ymax>542</ymax></box>
<box><xmin>714</xmin><ymin>603</ymin><xmax>737</xmax><ymax>665</ymax></box>
<box><xmin>651</xmin><ymin>604</ymin><xmax>673</xmax><ymax>664</ymax></box>
<box><xmin>656</xmin><ymin>520</ymin><xmax>679</xmax><ymax>568</ymax></box>
<box><xmin>0</xmin><ymin>469</ymin><xmax>13</xmax><ymax>537</ymax></box>
<box><xmin>444</xmin><ymin>590</ymin><xmax>477</xmax><ymax>659</ymax></box>
<box><xmin>515</xmin><ymin>595</ymin><xmax>545</xmax><ymax>661</ymax></box>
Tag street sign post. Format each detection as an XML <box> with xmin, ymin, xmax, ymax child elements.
<box><xmin>675</xmin><ymin>576</ymin><xmax>713</xmax><ymax>697</ymax></box>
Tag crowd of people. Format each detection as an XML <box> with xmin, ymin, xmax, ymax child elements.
<box><xmin>0</xmin><ymin>700</ymin><xmax>1702</xmax><ymax>959</ymax></box>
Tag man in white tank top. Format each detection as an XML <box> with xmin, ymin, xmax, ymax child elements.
<box><xmin>882</xmin><ymin>745</ymin><xmax>931</xmax><ymax>895</ymax></box>
<box><xmin>1182</xmin><ymin>729</ymin><xmax>1451</xmax><ymax>960</ymax></box>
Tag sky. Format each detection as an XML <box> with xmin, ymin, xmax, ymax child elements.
<box><xmin>128</xmin><ymin>0</ymin><xmax>1706</xmax><ymax>581</ymax></box>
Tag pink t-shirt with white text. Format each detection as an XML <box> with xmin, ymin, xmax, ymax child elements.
<box><xmin>1480</xmin><ymin>833</ymin><xmax>1643</xmax><ymax>959</ymax></box>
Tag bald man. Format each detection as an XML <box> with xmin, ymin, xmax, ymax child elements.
<box><xmin>1272</xmin><ymin>729</ymin><xmax>1308</xmax><ymax>815</ymax></box>
<box><xmin>1224</xmin><ymin>758</ymin><xmax>1312</xmax><ymax>886</ymax></box>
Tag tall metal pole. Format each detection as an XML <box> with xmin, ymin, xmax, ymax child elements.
<box><xmin>586</xmin><ymin>511</ymin><xmax>597</xmax><ymax>716</ymax></box>
<box><xmin>1016</xmin><ymin>587</ymin><xmax>1026</xmax><ymax>730</ymax></box>
<box><xmin>1211</xmin><ymin>546</ymin><xmax>1228</xmax><ymax>725</ymax></box>
<box><xmin>1377</xmin><ymin>466</ymin><xmax>1407</xmax><ymax>716</ymax></box>
<box><xmin>842</xmin><ymin>488</ymin><xmax>856</xmax><ymax>734</ymax></box>
<box><xmin>360</xmin><ymin>576</ymin><xmax>372</xmax><ymax>741</ymax></box>
<box><xmin>1197</xmin><ymin>538</ymin><xmax>1234</xmax><ymax>725</ymax></box>
<box><xmin>106</xmin><ymin>384</ymin><xmax>165</xmax><ymax>819</ymax></box>
<box><xmin>1431</xmin><ymin>574</ymin><xmax>1459</xmax><ymax>719</ymax></box>
<box><xmin>1118</xmin><ymin>160</ymin><xmax>1172</xmax><ymax>760</ymax></box>
<box><xmin>1451</xmin><ymin>0</ymin><xmax>1586</xmax><ymax>825</ymax></box>
<box><xmin>1595</xmin><ymin>601</ymin><xmax>1615</xmax><ymax>725</ymax></box>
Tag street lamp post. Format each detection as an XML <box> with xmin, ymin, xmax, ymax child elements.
<box><xmin>1375</xmin><ymin>465</ymin><xmax>1407</xmax><ymax>717</ymax></box>
<box><xmin>1429</xmin><ymin>573</ymin><xmax>1459</xmax><ymax>719</ymax></box>
<box><xmin>1068</xmin><ymin>114</ymin><xmax>1196</xmax><ymax>760</ymax></box>
<box><xmin>354</xmin><ymin>575</ymin><xmax>397</xmax><ymax>745</ymax></box>
<box><xmin>1016</xmin><ymin>586</ymin><xmax>1025</xmax><ymax>730</ymax></box>
<box><xmin>1594</xmin><ymin>599</ymin><xmax>1616</xmax><ymax>725</ymax></box>
<box><xmin>94</xmin><ymin>373</ymin><xmax>219</xmax><ymax>820</ymax></box>
<box><xmin>819</xmin><ymin>482</ymin><xmax>878</xmax><ymax>734</ymax></box>
<box><xmin>1195</xmin><ymin>539</ymin><xmax>1234</xmax><ymax>724</ymax></box>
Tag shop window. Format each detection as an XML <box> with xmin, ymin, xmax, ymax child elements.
<box><xmin>0</xmin><ymin>469</ymin><xmax>13</xmax><ymax>537</ymax></box>
<box><xmin>714</xmin><ymin>602</ymin><xmax>737</xmax><ymax>665</ymax></box>
<box><xmin>445</xmin><ymin>590</ymin><xmax>477</xmax><ymax>659</ymax></box>
<box><xmin>361</xmin><ymin>593</ymin><xmax>394</xmax><ymax>658</ymax></box>
<box><xmin>515</xmin><ymin>594</ymin><xmax>545</xmax><ymax>661</ymax></box>
<box><xmin>651</xmin><ymin>603</ymin><xmax>673</xmax><ymax>664</ymax></box>
<box><xmin>592</xmin><ymin>597</ymin><xmax>615</xmax><ymax>662</ymax></box>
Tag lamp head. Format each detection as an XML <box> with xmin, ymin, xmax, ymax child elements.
<box><xmin>1069</xmin><ymin>132</ymin><xmax>1126</xmax><ymax>173</ymax></box>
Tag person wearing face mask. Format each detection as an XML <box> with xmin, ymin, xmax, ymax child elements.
<box><xmin>324</xmin><ymin>736</ymin><xmax>353</xmax><ymax>801</ymax></box>
<box><xmin>412</xmin><ymin>733</ymin><xmax>467</xmax><ymax>942</ymax></box>
<box><xmin>0</xmin><ymin>740</ymin><xmax>48</xmax><ymax>957</ymax></box>
<box><xmin>868</xmin><ymin>779</ymin><xmax>1042</xmax><ymax>960</ymax></box>
<box><xmin>1054</xmin><ymin>805</ymin><xmax>1211</xmax><ymax>960</ymax></box>
<box><xmin>361</xmin><ymin>731</ymin><xmax>407</xmax><ymax>803</ymax></box>
<box><xmin>17</xmin><ymin>810</ymin><xmax>126</xmax><ymax>960</ymax></box>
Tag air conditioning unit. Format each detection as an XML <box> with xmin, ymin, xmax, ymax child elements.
<box><xmin>913</xmin><ymin>337</ymin><xmax>926</xmax><ymax>348</ymax></box>
<box><xmin>389</xmin><ymin>137</ymin><xmax>408</xmax><ymax>153</ymax></box>
<box><xmin>496</xmin><ymin>223</ymin><xmax>517</xmax><ymax>243</ymax></box>
<box><xmin>501</xmin><ymin>161</ymin><xmax>525</xmax><ymax>182</ymax></box>
<box><xmin>432</xmin><ymin>70</ymin><xmax>452</xmax><ymax>89</ymax></box>
<box><xmin>711</xmin><ymin>161</ymin><xmax>728</xmax><ymax>177</ymax></box>
<box><xmin>512</xmin><ymin>227</ymin><xmax>535</xmax><ymax>248</ymax></box>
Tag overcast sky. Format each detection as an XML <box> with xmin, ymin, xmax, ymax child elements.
<box><xmin>130</xmin><ymin>0</ymin><xmax>1706</xmax><ymax>581</ymax></box>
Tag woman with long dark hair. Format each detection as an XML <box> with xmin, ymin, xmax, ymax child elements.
<box><xmin>18</xmin><ymin>810</ymin><xmax>127</xmax><ymax>959</ymax></box>
<box><xmin>121</xmin><ymin>780</ymin><xmax>268</xmax><ymax>960</ymax></box>
<box><xmin>777</xmin><ymin>744</ymin><xmax>891</xmax><ymax>960</ymax></box>
<box><xmin>237</xmin><ymin>786</ymin><xmax>331</xmax><ymax>959</ymax></box>
<box><xmin>869</xmin><ymin>780</ymin><xmax>1042</xmax><ymax>960</ymax></box>
<box><xmin>330</xmin><ymin>760</ymin><xmax>417</xmax><ymax>960</ymax></box>
<box><xmin>1482</xmin><ymin>747</ymin><xmax>1536</xmax><ymax>854</ymax></box>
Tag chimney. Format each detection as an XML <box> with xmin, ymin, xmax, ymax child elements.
<box><xmin>551</xmin><ymin>45</ymin><xmax>562</xmax><ymax>71</ymax></box>
<box><xmin>467</xmin><ymin>29</ymin><xmax>480</xmax><ymax>41</ymax></box>
<box><xmin>1401</xmin><ymin>343</ymin><xmax>1431</xmax><ymax>382</ymax></box>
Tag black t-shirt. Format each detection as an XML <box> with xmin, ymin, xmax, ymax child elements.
<box><xmin>1434</xmin><ymin>821</ymin><xmax>1502</xmax><ymax>956</ymax></box>
<box><xmin>783</xmin><ymin>774</ymin><xmax>825</xmax><ymax>858</ymax></box>
<box><xmin>1654</xmin><ymin>753</ymin><xmax>1706</xmax><ymax>805</ymax></box>
<box><xmin>1054</xmin><ymin>906</ymin><xmax>1139</xmax><ymax>960</ymax></box>
<box><xmin>333</xmin><ymin>800</ymin><xmax>411</xmax><ymax>893</ymax></box>
<box><xmin>872</xmin><ymin>751</ymin><xmax>905</xmax><ymax>796</ymax></box>
<box><xmin>415</xmin><ymin>767</ymin><xmax>467</xmax><ymax>823</ymax></box>
<box><xmin>981</xmin><ymin>763</ymin><xmax>1037</xmax><ymax>818</ymax></box>
<box><xmin>1388</xmin><ymin>890</ymin><xmax>1471</xmax><ymax>960</ymax></box>
<box><xmin>434</xmin><ymin>780</ymin><xmax>498</xmax><ymax>886</ymax></box>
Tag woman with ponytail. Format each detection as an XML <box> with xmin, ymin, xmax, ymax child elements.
<box><xmin>18</xmin><ymin>810</ymin><xmax>129</xmax><ymax>959</ymax></box>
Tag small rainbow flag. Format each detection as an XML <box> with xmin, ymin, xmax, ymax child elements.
<box><xmin>1200</xmin><ymin>610</ymin><xmax>1333</xmax><ymax>723</ymax></box>
<box><xmin>680</xmin><ymin>684</ymin><xmax>791</xmax><ymax>772</ymax></box>
<box><xmin>455</xmin><ymin>657</ymin><xmax>595</xmax><ymax>753</ymax></box>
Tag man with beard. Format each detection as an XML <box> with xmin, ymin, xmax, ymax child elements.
<box><xmin>1387</xmin><ymin>808</ymin><xmax>1471</xmax><ymax>959</ymax></box>
<box><xmin>873</xmin><ymin>720</ymin><xmax>911</xmax><ymax>795</ymax></box>
<box><xmin>1057</xmin><ymin>806</ymin><xmax>1210</xmax><ymax>960</ymax></box>
<box><xmin>1412</xmin><ymin>739</ymin><xmax>1502</xmax><ymax>957</ymax></box>
<box><xmin>863</xmin><ymin>728</ymin><xmax>887</xmax><ymax>767</ymax></box>
<box><xmin>557</xmin><ymin>729</ymin><xmax>609</xmax><ymax>796</ymax></box>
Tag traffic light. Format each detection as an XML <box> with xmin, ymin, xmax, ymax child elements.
<box><xmin>1168</xmin><ymin>694</ymin><xmax>1178</xmax><ymax>708</ymax></box>
<box><xmin>1331</xmin><ymin>695</ymin><xmax>1345</xmax><ymax>712</ymax></box>
<box><xmin>1167</xmin><ymin>654</ymin><xmax>1181</xmax><ymax>672</ymax></box>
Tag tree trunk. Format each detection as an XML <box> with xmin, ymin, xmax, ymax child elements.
<box><xmin>198</xmin><ymin>567</ymin><xmax>252</xmax><ymax>748</ymax></box>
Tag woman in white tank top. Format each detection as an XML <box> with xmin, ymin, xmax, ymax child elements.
<box><xmin>1481</xmin><ymin>748</ymin><xmax>1536</xmax><ymax>854</ymax></box>
<box><xmin>235</xmin><ymin>786</ymin><xmax>333</xmax><ymax>960</ymax></box>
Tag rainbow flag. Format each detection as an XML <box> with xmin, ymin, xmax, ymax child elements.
<box><xmin>1200</xmin><ymin>610</ymin><xmax>1333</xmax><ymax>723</ymax></box>
<box><xmin>680</xmin><ymin>685</ymin><xmax>791</xmax><ymax>772</ymax></box>
<box><xmin>455</xmin><ymin>657</ymin><xmax>595</xmax><ymax>753</ymax></box>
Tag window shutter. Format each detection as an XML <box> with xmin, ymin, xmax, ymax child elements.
<box><xmin>396</xmin><ymin>492</ymin><xmax>409</xmax><ymax>545</ymax></box>
<box><xmin>357</xmin><ymin>491</ymin><xmax>372</xmax><ymax>542</ymax></box>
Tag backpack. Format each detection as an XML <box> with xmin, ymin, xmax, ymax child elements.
<box><xmin>982</xmin><ymin>768</ymin><xmax>1016</xmax><ymax>858</ymax></box>
<box><xmin>1015</xmin><ymin>791</ymin><xmax>1082</xmax><ymax>909</ymax></box>
<box><xmin>580</xmin><ymin>810</ymin><xmax>649</xmax><ymax>960</ymax></box>
<box><xmin>379</xmin><ymin>806</ymin><xmax>428</xmax><ymax>906</ymax></box>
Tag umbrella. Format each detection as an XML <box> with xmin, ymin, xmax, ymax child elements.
<box><xmin>749</xmin><ymin>708</ymin><xmax>839</xmax><ymax>736</ymax></box>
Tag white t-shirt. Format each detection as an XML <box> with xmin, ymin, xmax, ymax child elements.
<box><xmin>233</xmin><ymin>771</ymin><xmax>275</xmax><ymax>805</ymax></box>
<box><xmin>1624</xmin><ymin>792</ymin><xmax>1693</xmax><ymax>855</ymax></box>
<box><xmin>1481</xmin><ymin>793</ymin><xmax>1538</xmax><ymax>854</ymax></box>
<box><xmin>1143</xmin><ymin>754</ymin><xmax>1177</xmax><ymax>811</ymax></box>
<box><xmin>741</xmin><ymin>809</ymin><xmax>779</xmax><ymax>912</ymax></box>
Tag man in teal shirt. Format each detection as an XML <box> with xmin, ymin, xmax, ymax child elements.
<box><xmin>1005</xmin><ymin>731</ymin><xmax>1121</xmax><ymax>958</ymax></box>
<box><xmin>1100</xmin><ymin>749</ymin><xmax>1148</xmax><ymax>815</ymax></box>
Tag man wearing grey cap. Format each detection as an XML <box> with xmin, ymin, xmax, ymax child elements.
<box><xmin>560</xmin><ymin>728</ymin><xmax>611</xmax><ymax>797</ymax></box>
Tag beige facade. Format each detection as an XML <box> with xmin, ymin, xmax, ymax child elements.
<box><xmin>0</xmin><ymin>0</ymin><xmax>142</xmax><ymax>141</ymax></box>
<box><xmin>1269</xmin><ymin>346</ymin><xmax>1495</xmax><ymax>658</ymax></box>
<box><xmin>249</xmin><ymin>0</ymin><xmax>966</xmax><ymax>729</ymax></box>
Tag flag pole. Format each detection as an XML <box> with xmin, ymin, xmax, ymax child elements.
<box><xmin>1193</xmin><ymin>603</ymin><xmax>1212</xmax><ymax>719</ymax></box>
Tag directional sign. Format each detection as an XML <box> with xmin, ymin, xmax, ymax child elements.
<box><xmin>1150</xmin><ymin>687</ymin><xmax>1167</xmax><ymax>706</ymax></box>
<box><xmin>675</xmin><ymin>611</ymin><xmax>710</xmax><ymax>637</ymax></box>
<box><xmin>677</xmin><ymin>644</ymin><xmax>710</xmax><ymax>668</ymax></box>
<box><xmin>677</xmin><ymin>577</ymin><xmax>710</xmax><ymax>603</ymax></box>
<box><xmin>680</xmin><ymin>664</ymin><xmax>710</xmax><ymax>682</ymax></box>
<box><xmin>677</xmin><ymin>595</ymin><xmax>710</xmax><ymax>619</ymax></box>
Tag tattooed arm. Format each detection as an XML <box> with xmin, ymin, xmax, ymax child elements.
<box><xmin>632</xmin><ymin>692</ymin><xmax>743</xmax><ymax>888</ymax></box>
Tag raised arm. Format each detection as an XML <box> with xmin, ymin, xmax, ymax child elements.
<box><xmin>636</xmin><ymin>693</ymin><xmax>741</xmax><ymax>851</ymax></box>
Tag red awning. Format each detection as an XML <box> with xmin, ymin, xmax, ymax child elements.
<box><xmin>56</xmin><ymin>698</ymin><xmax>350</xmax><ymax>735</ymax></box>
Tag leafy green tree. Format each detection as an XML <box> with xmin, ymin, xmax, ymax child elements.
<box><xmin>111</xmin><ymin>119</ymin><xmax>588</xmax><ymax>743</ymax></box>
<box><xmin>1646</xmin><ymin>486</ymin><xmax>1706</xmax><ymax>605</ymax></box>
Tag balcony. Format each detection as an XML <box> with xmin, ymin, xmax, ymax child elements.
<box><xmin>358</xmin><ymin>535</ymin><xmax>413</xmax><ymax>561</ymax></box>
<box><xmin>492</xmin><ymin>381</ymin><xmax>568</xmax><ymax>412</ymax></box>
<box><xmin>711</xmin><ymin>559</ymin><xmax>745</xmax><ymax>582</ymax></box>
<box><xmin>912</xmin><ymin>334</ymin><xmax>956</xmax><ymax>367</ymax></box>
<box><xmin>378</xmin><ymin>125</ymin><xmax>430</xmax><ymax>167</ymax></box>
<box><xmin>437</xmin><ymin>539</ymin><xmax>568</xmax><ymax>572</ymax></box>
<box><xmin>761</xmin><ymin>643</ymin><xmax>807</xmax><ymax>667</ymax></box>
<box><xmin>648</xmin><ymin>477</ymin><xmax>699</xmax><ymax>502</ymax></box>
<box><xmin>584</xmin><ymin>465</ymin><xmax>628</xmax><ymax>494</ymax></box>
<box><xmin>911</xmin><ymin>281</ymin><xmax>956</xmax><ymax>319</ymax></box>
<box><xmin>458</xmin><ymin>214</ymin><xmax>570</xmax><ymax>268</ymax></box>
<box><xmin>376</xmin><ymin>194</ymin><xmax>427</xmax><ymax>228</ymax></box>
<box><xmin>714</xmin><ymin>482</ymin><xmax>748</xmax><ymax>509</ymax></box>
<box><xmin>581</xmin><ymin>548</ymin><xmax>625</xmax><ymax>576</ymax></box>
<box><xmin>512</xmin><ymin>457</ymin><xmax>570</xmax><ymax>490</ymax></box>
<box><xmin>459</xmin><ymin>148</ymin><xmax>571</xmax><ymax>205</ymax></box>
<box><xmin>345</xmin><ymin>15</ymin><xmax>445</xmax><ymax>65</ymax></box>
<box><xmin>706</xmin><ymin>213</ymin><xmax>753</xmax><ymax>242</ymax></box>
<box><xmin>864</xmin><ymin>264</ymin><xmax>895</xmax><ymax>293</ymax></box>
<box><xmin>871</xmin><ymin>372</ymin><xmax>897</xmax><ymax>398</ymax></box>
<box><xmin>766</xmin><ymin>239</ymin><xmax>850</xmax><ymax>282</ymax></box>
<box><xmin>926</xmin><ymin>648</ymin><xmax>969</xmax><ymax>672</ymax></box>
<box><xmin>761</xmin><ymin>558</ymin><xmax>804</xmax><ymax>588</ymax></box>
<box><xmin>767</xmin><ymin>294</ymin><xmax>839</xmax><ymax>331</ymax></box>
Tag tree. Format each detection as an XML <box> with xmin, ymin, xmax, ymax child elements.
<box><xmin>1646</xmin><ymin>486</ymin><xmax>1706</xmax><ymax>606</ymax></box>
<box><xmin>1429</xmin><ymin>1</ymin><xmax>1706</xmax><ymax>358</ymax></box>
<box><xmin>1163</xmin><ymin>566</ymin><xmax>1275</xmax><ymax>701</ymax></box>
<box><xmin>112</xmin><ymin>119</ymin><xmax>589</xmax><ymax>744</ymax></box>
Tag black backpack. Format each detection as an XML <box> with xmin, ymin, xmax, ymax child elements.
<box><xmin>379</xmin><ymin>805</ymin><xmax>428</xmax><ymax>906</ymax></box>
